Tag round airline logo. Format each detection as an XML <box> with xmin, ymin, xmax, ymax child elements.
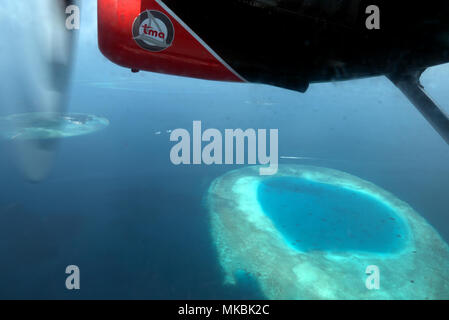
<box><xmin>132</xmin><ymin>10</ymin><xmax>174</xmax><ymax>52</ymax></box>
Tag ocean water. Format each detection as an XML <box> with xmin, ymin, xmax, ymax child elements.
<box><xmin>1</xmin><ymin>3</ymin><xmax>449</xmax><ymax>299</ymax></box>
<box><xmin>257</xmin><ymin>177</ymin><xmax>408</xmax><ymax>253</ymax></box>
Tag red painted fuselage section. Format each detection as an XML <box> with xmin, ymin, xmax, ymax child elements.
<box><xmin>98</xmin><ymin>0</ymin><xmax>243</xmax><ymax>82</ymax></box>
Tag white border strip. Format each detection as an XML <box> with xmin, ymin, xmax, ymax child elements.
<box><xmin>155</xmin><ymin>0</ymin><xmax>247</xmax><ymax>82</ymax></box>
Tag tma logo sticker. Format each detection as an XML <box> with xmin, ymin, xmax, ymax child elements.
<box><xmin>132</xmin><ymin>10</ymin><xmax>174</xmax><ymax>52</ymax></box>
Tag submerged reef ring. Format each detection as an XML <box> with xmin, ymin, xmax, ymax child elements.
<box><xmin>207</xmin><ymin>165</ymin><xmax>449</xmax><ymax>299</ymax></box>
<box><xmin>0</xmin><ymin>112</ymin><xmax>109</xmax><ymax>140</ymax></box>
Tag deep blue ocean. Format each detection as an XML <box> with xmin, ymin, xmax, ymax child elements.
<box><xmin>1</xmin><ymin>3</ymin><xmax>449</xmax><ymax>299</ymax></box>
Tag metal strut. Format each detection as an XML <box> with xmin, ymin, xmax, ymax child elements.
<box><xmin>388</xmin><ymin>71</ymin><xmax>449</xmax><ymax>145</ymax></box>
